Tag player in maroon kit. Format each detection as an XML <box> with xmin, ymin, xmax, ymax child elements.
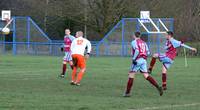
<box><xmin>60</xmin><ymin>29</ymin><xmax>75</xmax><ymax>78</ymax></box>
<box><xmin>123</xmin><ymin>32</ymin><xmax>163</xmax><ymax>97</ymax></box>
<box><xmin>148</xmin><ymin>31</ymin><xmax>197</xmax><ymax>90</ymax></box>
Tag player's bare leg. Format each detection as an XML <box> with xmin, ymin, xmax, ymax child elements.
<box><xmin>75</xmin><ymin>68</ymin><xmax>86</xmax><ymax>86</ymax></box>
<box><xmin>148</xmin><ymin>53</ymin><xmax>159</xmax><ymax>74</ymax></box>
<box><xmin>162</xmin><ymin>65</ymin><xmax>167</xmax><ymax>90</ymax></box>
<box><xmin>124</xmin><ymin>72</ymin><xmax>135</xmax><ymax>97</ymax></box>
<box><xmin>143</xmin><ymin>73</ymin><xmax>163</xmax><ymax>96</ymax></box>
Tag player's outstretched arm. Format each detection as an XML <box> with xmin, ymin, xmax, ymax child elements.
<box><xmin>170</xmin><ymin>38</ymin><xmax>197</xmax><ymax>53</ymax></box>
<box><xmin>181</xmin><ymin>43</ymin><xmax>197</xmax><ymax>53</ymax></box>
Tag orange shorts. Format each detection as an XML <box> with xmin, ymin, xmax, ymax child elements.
<box><xmin>72</xmin><ymin>54</ymin><xmax>86</xmax><ymax>69</ymax></box>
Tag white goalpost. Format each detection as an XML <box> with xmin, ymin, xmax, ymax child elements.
<box><xmin>139</xmin><ymin>11</ymin><xmax>168</xmax><ymax>34</ymax></box>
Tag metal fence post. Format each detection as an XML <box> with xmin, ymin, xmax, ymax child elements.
<box><xmin>121</xmin><ymin>19</ymin><xmax>125</xmax><ymax>56</ymax></box>
<box><xmin>12</xmin><ymin>17</ymin><xmax>16</xmax><ymax>55</ymax></box>
<box><xmin>27</xmin><ymin>17</ymin><xmax>31</xmax><ymax>54</ymax></box>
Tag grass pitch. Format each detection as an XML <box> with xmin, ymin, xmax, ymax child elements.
<box><xmin>0</xmin><ymin>55</ymin><xmax>200</xmax><ymax>110</ymax></box>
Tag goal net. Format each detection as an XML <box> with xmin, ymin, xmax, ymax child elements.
<box><xmin>96</xmin><ymin>18</ymin><xmax>174</xmax><ymax>56</ymax></box>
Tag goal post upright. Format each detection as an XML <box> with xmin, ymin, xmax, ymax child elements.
<box><xmin>159</xmin><ymin>19</ymin><xmax>169</xmax><ymax>31</ymax></box>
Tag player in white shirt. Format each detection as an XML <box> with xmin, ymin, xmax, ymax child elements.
<box><xmin>70</xmin><ymin>31</ymin><xmax>92</xmax><ymax>86</ymax></box>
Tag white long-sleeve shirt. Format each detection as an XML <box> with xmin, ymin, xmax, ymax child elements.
<box><xmin>71</xmin><ymin>36</ymin><xmax>92</xmax><ymax>56</ymax></box>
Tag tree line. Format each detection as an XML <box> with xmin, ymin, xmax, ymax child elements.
<box><xmin>0</xmin><ymin>0</ymin><xmax>200</xmax><ymax>41</ymax></box>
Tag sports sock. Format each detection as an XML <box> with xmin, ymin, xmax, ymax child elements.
<box><xmin>125</xmin><ymin>78</ymin><xmax>134</xmax><ymax>94</ymax></box>
<box><xmin>162</xmin><ymin>73</ymin><xmax>167</xmax><ymax>88</ymax></box>
<box><xmin>149</xmin><ymin>57</ymin><xmax>156</xmax><ymax>71</ymax></box>
<box><xmin>146</xmin><ymin>76</ymin><xmax>159</xmax><ymax>88</ymax></box>
<box><xmin>71</xmin><ymin>67</ymin><xmax>77</xmax><ymax>82</ymax></box>
<box><xmin>61</xmin><ymin>64</ymin><xmax>67</xmax><ymax>75</ymax></box>
<box><xmin>76</xmin><ymin>72</ymin><xmax>84</xmax><ymax>83</ymax></box>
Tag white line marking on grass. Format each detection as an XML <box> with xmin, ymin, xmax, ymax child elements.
<box><xmin>128</xmin><ymin>103</ymin><xmax>200</xmax><ymax>110</ymax></box>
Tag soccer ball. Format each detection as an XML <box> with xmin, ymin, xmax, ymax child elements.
<box><xmin>2</xmin><ymin>27</ymin><xmax>10</xmax><ymax>35</ymax></box>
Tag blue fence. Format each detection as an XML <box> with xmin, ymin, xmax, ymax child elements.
<box><xmin>0</xmin><ymin>17</ymin><xmax>175</xmax><ymax>57</ymax></box>
<box><xmin>0</xmin><ymin>16</ymin><xmax>100</xmax><ymax>56</ymax></box>
<box><xmin>0</xmin><ymin>41</ymin><xmax>98</xmax><ymax>56</ymax></box>
<box><xmin>0</xmin><ymin>16</ymin><xmax>51</xmax><ymax>55</ymax></box>
<box><xmin>96</xmin><ymin>18</ymin><xmax>174</xmax><ymax>56</ymax></box>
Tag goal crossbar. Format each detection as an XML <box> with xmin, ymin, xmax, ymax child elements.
<box><xmin>137</xmin><ymin>18</ymin><xmax>169</xmax><ymax>34</ymax></box>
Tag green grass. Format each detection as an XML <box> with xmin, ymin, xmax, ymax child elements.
<box><xmin>0</xmin><ymin>55</ymin><xmax>200</xmax><ymax>110</ymax></box>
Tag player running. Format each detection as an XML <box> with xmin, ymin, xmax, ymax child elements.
<box><xmin>124</xmin><ymin>32</ymin><xmax>163</xmax><ymax>97</ymax></box>
<box><xmin>148</xmin><ymin>31</ymin><xmax>197</xmax><ymax>90</ymax></box>
<box><xmin>60</xmin><ymin>29</ymin><xmax>75</xmax><ymax>78</ymax></box>
<box><xmin>70</xmin><ymin>31</ymin><xmax>92</xmax><ymax>86</ymax></box>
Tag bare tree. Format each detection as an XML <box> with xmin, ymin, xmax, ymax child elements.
<box><xmin>87</xmin><ymin>0</ymin><xmax>127</xmax><ymax>37</ymax></box>
<box><xmin>1</xmin><ymin>0</ymin><xmax>199</xmax><ymax>41</ymax></box>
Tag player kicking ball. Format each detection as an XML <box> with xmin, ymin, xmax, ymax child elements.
<box><xmin>60</xmin><ymin>29</ymin><xmax>75</xmax><ymax>78</ymax></box>
<box><xmin>124</xmin><ymin>32</ymin><xmax>163</xmax><ymax>97</ymax></box>
<box><xmin>148</xmin><ymin>31</ymin><xmax>197</xmax><ymax>90</ymax></box>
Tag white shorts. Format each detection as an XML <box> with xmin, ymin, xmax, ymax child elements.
<box><xmin>129</xmin><ymin>58</ymin><xmax>148</xmax><ymax>73</ymax></box>
<box><xmin>158</xmin><ymin>54</ymin><xmax>174</xmax><ymax>69</ymax></box>
<box><xmin>63</xmin><ymin>52</ymin><xmax>72</xmax><ymax>62</ymax></box>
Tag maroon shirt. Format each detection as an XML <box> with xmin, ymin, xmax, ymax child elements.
<box><xmin>64</xmin><ymin>37</ymin><xmax>73</xmax><ymax>52</ymax></box>
<box><xmin>132</xmin><ymin>39</ymin><xmax>148</xmax><ymax>60</ymax></box>
<box><xmin>165</xmin><ymin>40</ymin><xmax>177</xmax><ymax>60</ymax></box>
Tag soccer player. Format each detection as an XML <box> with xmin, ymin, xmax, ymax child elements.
<box><xmin>70</xmin><ymin>31</ymin><xmax>92</xmax><ymax>86</ymax></box>
<box><xmin>124</xmin><ymin>32</ymin><xmax>163</xmax><ymax>97</ymax></box>
<box><xmin>148</xmin><ymin>31</ymin><xmax>197</xmax><ymax>90</ymax></box>
<box><xmin>60</xmin><ymin>29</ymin><xmax>75</xmax><ymax>78</ymax></box>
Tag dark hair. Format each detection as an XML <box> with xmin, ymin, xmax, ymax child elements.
<box><xmin>167</xmin><ymin>31</ymin><xmax>173</xmax><ymax>36</ymax></box>
<box><xmin>134</xmin><ymin>31</ymin><xmax>141</xmax><ymax>38</ymax></box>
